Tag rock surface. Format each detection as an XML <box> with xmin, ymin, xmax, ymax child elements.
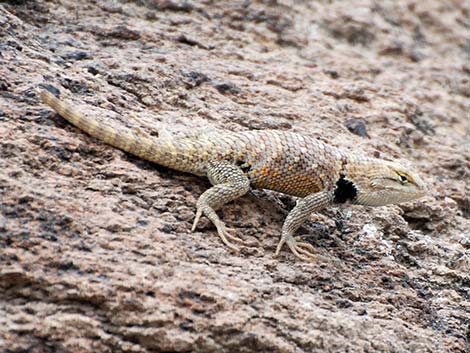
<box><xmin>1</xmin><ymin>1</ymin><xmax>469</xmax><ymax>352</ymax></box>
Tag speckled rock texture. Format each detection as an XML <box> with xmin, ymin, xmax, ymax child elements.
<box><xmin>0</xmin><ymin>1</ymin><xmax>469</xmax><ymax>352</ymax></box>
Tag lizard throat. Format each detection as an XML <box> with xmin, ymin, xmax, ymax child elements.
<box><xmin>334</xmin><ymin>175</ymin><xmax>357</xmax><ymax>204</ymax></box>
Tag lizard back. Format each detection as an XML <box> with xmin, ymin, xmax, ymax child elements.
<box><xmin>39</xmin><ymin>90</ymin><xmax>345</xmax><ymax>197</ymax></box>
<box><xmin>199</xmin><ymin>130</ymin><xmax>346</xmax><ymax>197</ymax></box>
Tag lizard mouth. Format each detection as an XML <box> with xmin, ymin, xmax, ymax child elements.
<box><xmin>354</xmin><ymin>187</ymin><xmax>426</xmax><ymax>206</ymax></box>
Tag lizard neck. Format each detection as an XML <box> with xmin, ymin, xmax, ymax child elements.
<box><xmin>333</xmin><ymin>155</ymin><xmax>388</xmax><ymax>205</ymax></box>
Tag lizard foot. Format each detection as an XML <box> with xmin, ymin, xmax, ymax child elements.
<box><xmin>191</xmin><ymin>209</ymin><xmax>243</xmax><ymax>252</ymax></box>
<box><xmin>213</xmin><ymin>220</ymin><xmax>244</xmax><ymax>252</ymax></box>
<box><xmin>275</xmin><ymin>235</ymin><xmax>316</xmax><ymax>262</ymax></box>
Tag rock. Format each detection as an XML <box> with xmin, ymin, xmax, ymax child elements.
<box><xmin>0</xmin><ymin>1</ymin><xmax>468</xmax><ymax>352</ymax></box>
<box><xmin>344</xmin><ymin>118</ymin><xmax>369</xmax><ymax>137</ymax></box>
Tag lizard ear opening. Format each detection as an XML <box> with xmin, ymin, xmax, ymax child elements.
<box><xmin>334</xmin><ymin>175</ymin><xmax>357</xmax><ymax>203</ymax></box>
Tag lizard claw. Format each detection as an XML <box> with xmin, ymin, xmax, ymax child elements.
<box><xmin>191</xmin><ymin>209</ymin><xmax>203</xmax><ymax>232</ymax></box>
<box><xmin>295</xmin><ymin>241</ymin><xmax>316</xmax><ymax>253</ymax></box>
<box><xmin>191</xmin><ymin>208</ymin><xmax>243</xmax><ymax>252</ymax></box>
<box><xmin>275</xmin><ymin>235</ymin><xmax>316</xmax><ymax>262</ymax></box>
<box><xmin>214</xmin><ymin>221</ymin><xmax>244</xmax><ymax>252</ymax></box>
<box><xmin>290</xmin><ymin>241</ymin><xmax>317</xmax><ymax>262</ymax></box>
<box><xmin>275</xmin><ymin>238</ymin><xmax>286</xmax><ymax>256</ymax></box>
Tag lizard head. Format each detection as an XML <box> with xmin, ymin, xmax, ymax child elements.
<box><xmin>340</xmin><ymin>158</ymin><xmax>427</xmax><ymax>206</ymax></box>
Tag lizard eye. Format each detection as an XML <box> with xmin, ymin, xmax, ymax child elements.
<box><xmin>397</xmin><ymin>174</ymin><xmax>408</xmax><ymax>184</ymax></box>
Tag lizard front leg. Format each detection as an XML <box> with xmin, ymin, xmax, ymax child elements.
<box><xmin>192</xmin><ymin>160</ymin><xmax>250</xmax><ymax>251</ymax></box>
<box><xmin>275</xmin><ymin>191</ymin><xmax>334</xmax><ymax>262</ymax></box>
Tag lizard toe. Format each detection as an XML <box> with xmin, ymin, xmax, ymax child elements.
<box><xmin>275</xmin><ymin>239</ymin><xmax>286</xmax><ymax>256</ymax></box>
<box><xmin>286</xmin><ymin>237</ymin><xmax>316</xmax><ymax>262</ymax></box>
<box><xmin>214</xmin><ymin>221</ymin><xmax>243</xmax><ymax>252</ymax></box>
<box><xmin>191</xmin><ymin>209</ymin><xmax>203</xmax><ymax>232</ymax></box>
<box><xmin>224</xmin><ymin>228</ymin><xmax>245</xmax><ymax>244</ymax></box>
<box><xmin>295</xmin><ymin>241</ymin><xmax>316</xmax><ymax>253</ymax></box>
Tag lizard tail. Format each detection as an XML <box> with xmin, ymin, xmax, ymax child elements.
<box><xmin>38</xmin><ymin>89</ymin><xmax>158</xmax><ymax>159</ymax></box>
<box><xmin>38</xmin><ymin>89</ymin><xmax>206</xmax><ymax>175</ymax></box>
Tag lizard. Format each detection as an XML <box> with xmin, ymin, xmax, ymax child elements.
<box><xmin>38</xmin><ymin>88</ymin><xmax>427</xmax><ymax>262</ymax></box>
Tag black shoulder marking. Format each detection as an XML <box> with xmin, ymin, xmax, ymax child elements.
<box><xmin>334</xmin><ymin>175</ymin><xmax>357</xmax><ymax>203</ymax></box>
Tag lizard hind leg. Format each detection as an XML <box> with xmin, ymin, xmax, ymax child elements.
<box><xmin>192</xmin><ymin>160</ymin><xmax>250</xmax><ymax>252</ymax></box>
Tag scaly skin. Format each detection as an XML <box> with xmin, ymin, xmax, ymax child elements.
<box><xmin>38</xmin><ymin>89</ymin><xmax>427</xmax><ymax>262</ymax></box>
